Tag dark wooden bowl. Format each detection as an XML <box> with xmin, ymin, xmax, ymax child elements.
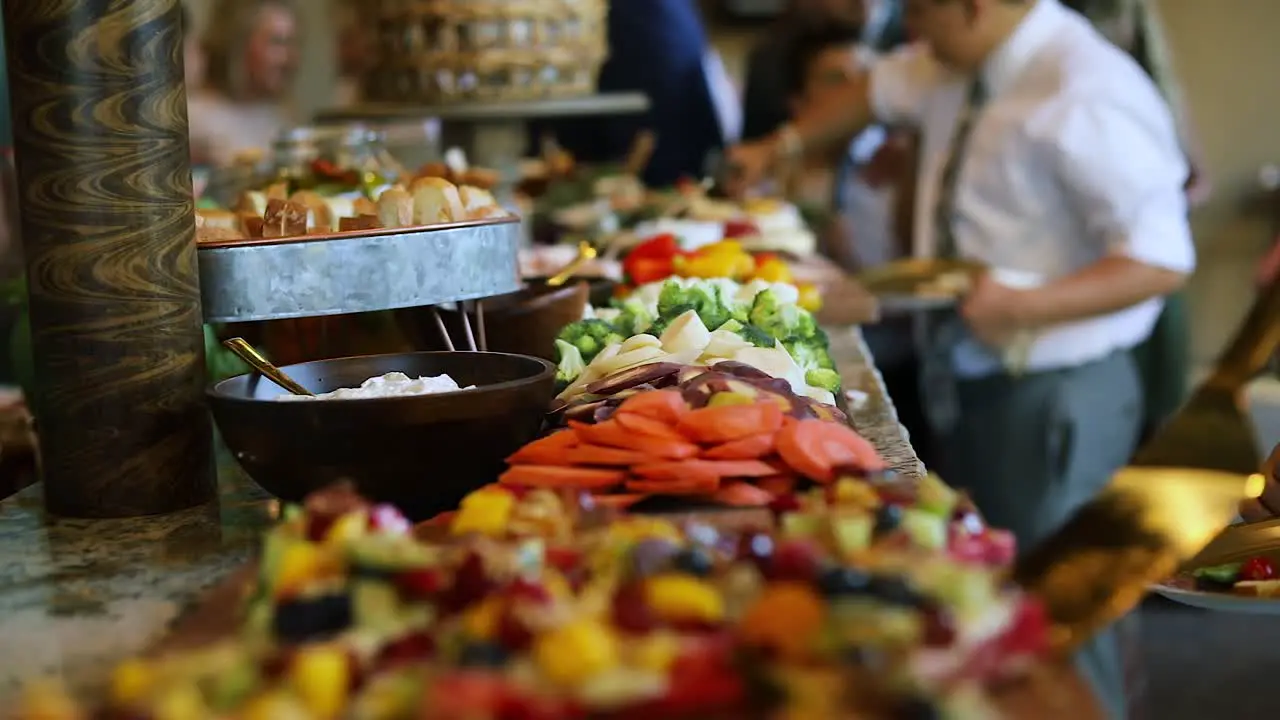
<box><xmin>524</xmin><ymin>275</ymin><xmax>617</xmax><ymax>308</ymax></box>
<box><xmin>398</xmin><ymin>280</ymin><xmax>592</xmax><ymax>361</ymax></box>
<box><xmin>207</xmin><ymin>351</ymin><xmax>555</xmax><ymax>520</ymax></box>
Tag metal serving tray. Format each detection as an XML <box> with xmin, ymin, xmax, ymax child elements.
<box><xmin>197</xmin><ymin>218</ymin><xmax>521</xmax><ymax>323</ymax></box>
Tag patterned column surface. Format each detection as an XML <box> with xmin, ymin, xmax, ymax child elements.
<box><xmin>3</xmin><ymin>1</ymin><xmax>213</xmax><ymax>517</ymax></box>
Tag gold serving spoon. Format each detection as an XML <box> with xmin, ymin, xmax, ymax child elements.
<box><xmin>545</xmin><ymin>240</ymin><xmax>598</xmax><ymax>288</ymax></box>
<box><xmin>1014</xmin><ymin>465</ymin><xmax>1251</xmax><ymax>655</ymax></box>
<box><xmin>221</xmin><ymin>337</ymin><xmax>314</xmax><ymax>397</ymax></box>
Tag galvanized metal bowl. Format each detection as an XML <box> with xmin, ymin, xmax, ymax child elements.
<box><xmin>207</xmin><ymin>351</ymin><xmax>555</xmax><ymax>520</ymax></box>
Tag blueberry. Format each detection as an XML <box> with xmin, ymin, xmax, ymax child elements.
<box><xmin>866</xmin><ymin>575</ymin><xmax>927</xmax><ymax>608</ymax></box>
<box><xmin>273</xmin><ymin>593</ymin><xmax>352</xmax><ymax>643</ymax></box>
<box><xmin>890</xmin><ymin>695</ymin><xmax>941</xmax><ymax>720</ymax></box>
<box><xmin>874</xmin><ymin>503</ymin><xmax>904</xmax><ymax>534</ymax></box>
<box><xmin>671</xmin><ymin>547</ymin><xmax>715</xmax><ymax>577</ymax></box>
<box><xmin>817</xmin><ymin>565</ymin><xmax>872</xmax><ymax>596</ymax></box>
<box><xmin>458</xmin><ymin>641</ymin><xmax>509</xmax><ymax>667</ymax></box>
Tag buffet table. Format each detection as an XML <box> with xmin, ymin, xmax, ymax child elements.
<box><xmin>0</xmin><ymin>330</ymin><xmax>906</xmax><ymax>703</ymax></box>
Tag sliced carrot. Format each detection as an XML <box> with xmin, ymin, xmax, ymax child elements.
<box><xmin>565</xmin><ymin>444</ymin><xmax>657</xmax><ymax>467</ymax></box>
<box><xmin>677</xmin><ymin>402</ymin><xmax>784</xmax><ymax>445</ymax></box>
<box><xmin>506</xmin><ymin>430</ymin><xmax>579</xmax><ymax>465</ymax></box>
<box><xmin>614</xmin><ymin>411</ymin><xmax>689</xmax><ymax>442</ymax></box>
<box><xmin>628</xmin><ymin>460</ymin><xmax>721</xmax><ymax>486</ymax></box>
<box><xmin>712</xmin><ymin>481</ymin><xmax>777</xmax><ymax>507</ymax></box>
<box><xmin>626</xmin><ymin>475</ymin><xmax>720</xmax><ymax>495</ymax></box>
<box><xmin>616</xmin><ymin>389</ymin><xmax>688</xmax><ymax>425</ymax></box>
<box><xmin>571</xmin><ymin>420</ymin><xmax>700</xmax><ymax>459</ymax></box>
<box><xmin>756</xmin><ymin>474</ymin><xmax>800</xmax><ymax>497</ymax></box>
<box><xmin>633</xmin><ymin>459</ymin><xmax>777</xmax><ymax>481</ymax></box>
<box><xmin>775</xmin><ymin>419</ymin><xmax>885</xmax><ymax>483</ymax></box>
<box><xmin>701</xmin><ymin>432</ymin><xmax>776</xmax><ymax>460</ymax></box>
<box><xmin>499</xmin><ymin>465</ymin><xmax>626</xmax><ymax>490</ymax></box>
<box><xmin>591</xmin><ymin>493</ymin><xmax>649</xmax><ymax>510</ymax></box>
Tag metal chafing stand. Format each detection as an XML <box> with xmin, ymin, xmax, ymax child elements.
<box><xmin>4</xmin><ymin>0</ymin><xmax>522</xmax><ymax>518</ymax></box>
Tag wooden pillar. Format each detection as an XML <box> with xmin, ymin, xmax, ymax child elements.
<box><xmin>3</xmin><ymin>1</ymin><xmax>213</xmax><ymax>516</ymax></box>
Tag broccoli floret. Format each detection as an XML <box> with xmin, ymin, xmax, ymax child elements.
<box><xmin>611</xmin><ymin>298</ymin><xmax>655</xmax><ymax>336</ymax></box>
<box><xmin>784</xmin><ymin>338</ymin><xmax>837</xmax><ymax>372</ymax></box>
<box><xmin>557</xmin><ymin>318</ymin><xmax>622</xmax><ymax>363</ymax></box>
<box><xmin>737</xmin><ymin>323</ymin><xmax>777</xmax><ymax>348</ymax></box>
<box><xmin>748</xmin><ymin>288</ymin><xmax>818</xmax><ymax>341</ymax></box>
<box><xmin>805</xmin><ymin>368</ymin><xmax>842</xmax><ymax>393</ymax></box>
<box><xmin>656</xmin><ymin>279</ymin><xmax>733</xmax><ymax>331</ymax></box>
<box><xmin>647</xmin><ymin>303</ymin><xmax>696</xmax><ymax>338</ymax></box>
<box><xmin>554</xmin><ymin>339</ymin><xmax>586</xmax><ymax>386</ymax></box>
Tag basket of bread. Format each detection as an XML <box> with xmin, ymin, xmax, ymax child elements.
<box><xmin>363</xmin><ymin>0</ymin><xmax>608</xmax><ymax>104</ymax></box>
<box><xmin>195</xmin><ymin>176</ymin><xmax>509</xmax><ymax>245</ymax></box>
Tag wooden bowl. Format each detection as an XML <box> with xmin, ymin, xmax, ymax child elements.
<box><xmin>207</xmin><ymin>351</ymin><xmax>554</xmax><ymax>520</ymax></box>
<box><xmin>398</xmin><ymin>280</ymin><xmax>592</xmax><ymax>361</ymax></box>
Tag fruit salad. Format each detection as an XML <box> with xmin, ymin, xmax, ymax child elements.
<box><xmin>18</xmin><ymin>481</ymin><xmax>1047</xmax><ymax>720</ymax></box>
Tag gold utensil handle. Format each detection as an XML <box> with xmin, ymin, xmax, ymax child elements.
<box><xmin>1208</xmin><ymin>274</ymin><xmax>1280</xmax><ymax>390</ymax></box>
<box><xmin>546</xmin><ymin>241</ymin><xmax>598</xmax><ymax>288</ymax></box>
<box><xmin>221</xmin><ymin>337</ymin><xmax>313</xmax><ymax>396</ymax></box>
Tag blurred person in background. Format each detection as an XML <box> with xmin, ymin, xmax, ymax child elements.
<box><xmin>786</xmin><ymin>20</ymin><xmax>936</xmax><ymax>466</ymax></box>
<box><xmin>533</xmin><ymin>0</ymin><xmax>734</xmax><ymax>187</ymax></box>
<box><xmin>1062</xmin><ymin>0</ymin><xmax>1205</xmax><ymax>445</ymax></box>
<box><xmin>189</xmin><ymin>0</ymin><xmax>299</xmax><ymax>167</ymax></box>
<box><xmin>742</xmin><ymin>0</ymin><xmax>902</xmax><ymax>142</ymax></box>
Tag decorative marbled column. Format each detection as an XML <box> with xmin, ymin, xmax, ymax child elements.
<box><xmin>3</xmin><ymin>1</ymin><xmax>213</xmax><ymax>516</ymax></box>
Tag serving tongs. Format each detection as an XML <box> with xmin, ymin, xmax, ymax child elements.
<box><xmin>1132</xmin><ymin>273</ymin><xmax>1280</xmax><ymax>474</ymax></box>
<box><xmin>1013</xmin><ymin>466</ymin><xmax>1251</xmax><ymax>655</ymax></box>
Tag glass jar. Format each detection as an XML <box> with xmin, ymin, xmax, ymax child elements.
<box><xmin>270</xmin><ymin>124</ymin><xmax>405</xmax><ymax>198</ymax></box>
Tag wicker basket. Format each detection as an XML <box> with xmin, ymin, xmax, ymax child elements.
<box><xmin>364</xmin><ymin>0</ymin><xmax>609</xmax><ymax>104</ymax></box>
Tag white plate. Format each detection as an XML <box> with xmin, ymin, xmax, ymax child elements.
<box><xmin>1152</xmin><ymin>518</ymin><xmax>1280</xmax><ymax>614</ymax></box>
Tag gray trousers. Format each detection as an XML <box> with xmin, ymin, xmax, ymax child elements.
<box><xmin>937</xmin><ymin>351</ymin><xmax>1142</xmax><ymax>720</ymax></box>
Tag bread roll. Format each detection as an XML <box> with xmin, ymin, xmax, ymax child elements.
<box><xmin>235</xmin><ymin>191</ymin><xmax>267</xmax><ymax>216</ymax></box>
<box><xmin>339</xmin><ymin>215</ymin><xmax>381</xmax><ymax>232</ymax></box>
<box><xmin>376</xmin><ymin>186</ymin><xmax>413</xmax><ymax>228</ymax></box>
<box><xmin>290</xmin><ymin>190</ymin><xmax>334</xmax><ymax>232</ymax></box>
<box><xmin>462</xmin><ymin>167</ymin><xmax>500</xmax><ymax>190</ymax></box>
<box><xmin>263</xmin><ymin>198</ymin><xmax>308</xmax><ymax>238</ymax></box>
<box><xmin>352</xmin><ymin>197</ymin><xmax>377</xmax><ymax>216</ymax></box>
<box><xmin>196</xmin><ymin>208</ymin><xmax>239</xmax><ymax>230</ymax></box>
<box><xmin>457</xmin><ymin>186</ymin><xmax>496</xmax><ymax>214</ymax></box>
<box><xmin>265</xmin><ymin>182</ymin><xmax>288</xmax><ymax>201</ymax></box>
<box><xmin>409</xmin><ymin>177</ymin><xmax>465</xmax><ymax>225</ymax></box>
<box><xmin>196</xmin><ymin>226</ymin><xmax>246</xmax><ymax>243</ymax></box>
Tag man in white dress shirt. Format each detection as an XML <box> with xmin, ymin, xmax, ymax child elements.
<box><xmin>729</xmin><ymin>0</ymin><xmax>1194</xmax><ymax>715</ymax></box>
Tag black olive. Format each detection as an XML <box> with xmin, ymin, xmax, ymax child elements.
<box><xmin>671</xmin><ymin>546</ymin><xmax>715</xmax><ymax>577</ymax></box>
<box><xmin>817</xmin><ymin>565</ymin><xmax>872</xmax><ymax>596</ymax></box>
<box><xmin>890</xmin><ymin>694</ymin><xmax>942</xmax><ymax>720</ymax></box>
<box><xmin>866</xmin><ymin>575</ymin><xmax>928</xmax><ymax>608</ymax></box>
<box><xmin>874</xmin><ymin>503</ymin><xmax>904</xmax><ymax>535</ymax></box>
<box><xmin>273</xmin><ymin>593</ymin><xmax>353</xmax><ymax>643</ymax></box>
<box><xmin>458</xmin><ymin>641</ymin><xmax>509</xmax><ymax>667</ymax></box>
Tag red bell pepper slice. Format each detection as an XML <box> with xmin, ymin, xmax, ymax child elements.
<box><xmin>629</xmin><ymin>233</ymin><xmax>680</xmax><ymax>261</ymax></box>
<box><xmin>625</xmin><ymin>256</ymin><xmax>675</xmax><ymax>286</ymax></box>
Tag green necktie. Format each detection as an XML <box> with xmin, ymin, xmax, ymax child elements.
<box><xmin>933</xmin><ymin>79</ymin><xmax>988</xmax><ymax>260</ymax></box>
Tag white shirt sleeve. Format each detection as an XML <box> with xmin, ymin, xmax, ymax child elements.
<box><xmin>868</xmin><ymin>44</ymin><xmax>939</xmax><ymax>126</ymax></box>
<box><xmin>1045</xmin><ymin>97</ymin><xmax>1196</xmax><ymax>274</ymax></box>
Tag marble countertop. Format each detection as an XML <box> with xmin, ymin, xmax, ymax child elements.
<box><xmin>0</xmin><ymin>462</ymin><xmax>276</xmax><ymax>703</ymax></box>
<box><xmin>0</xmin><ymin>330</ymin><xmax>920</xmax><ymax>704</ymax></box>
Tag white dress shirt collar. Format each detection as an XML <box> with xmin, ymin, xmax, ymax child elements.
<box><xmin>981</xmin><ymin>0</ymin><xmax>1064</xmax><ymax>97</ymax></box>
